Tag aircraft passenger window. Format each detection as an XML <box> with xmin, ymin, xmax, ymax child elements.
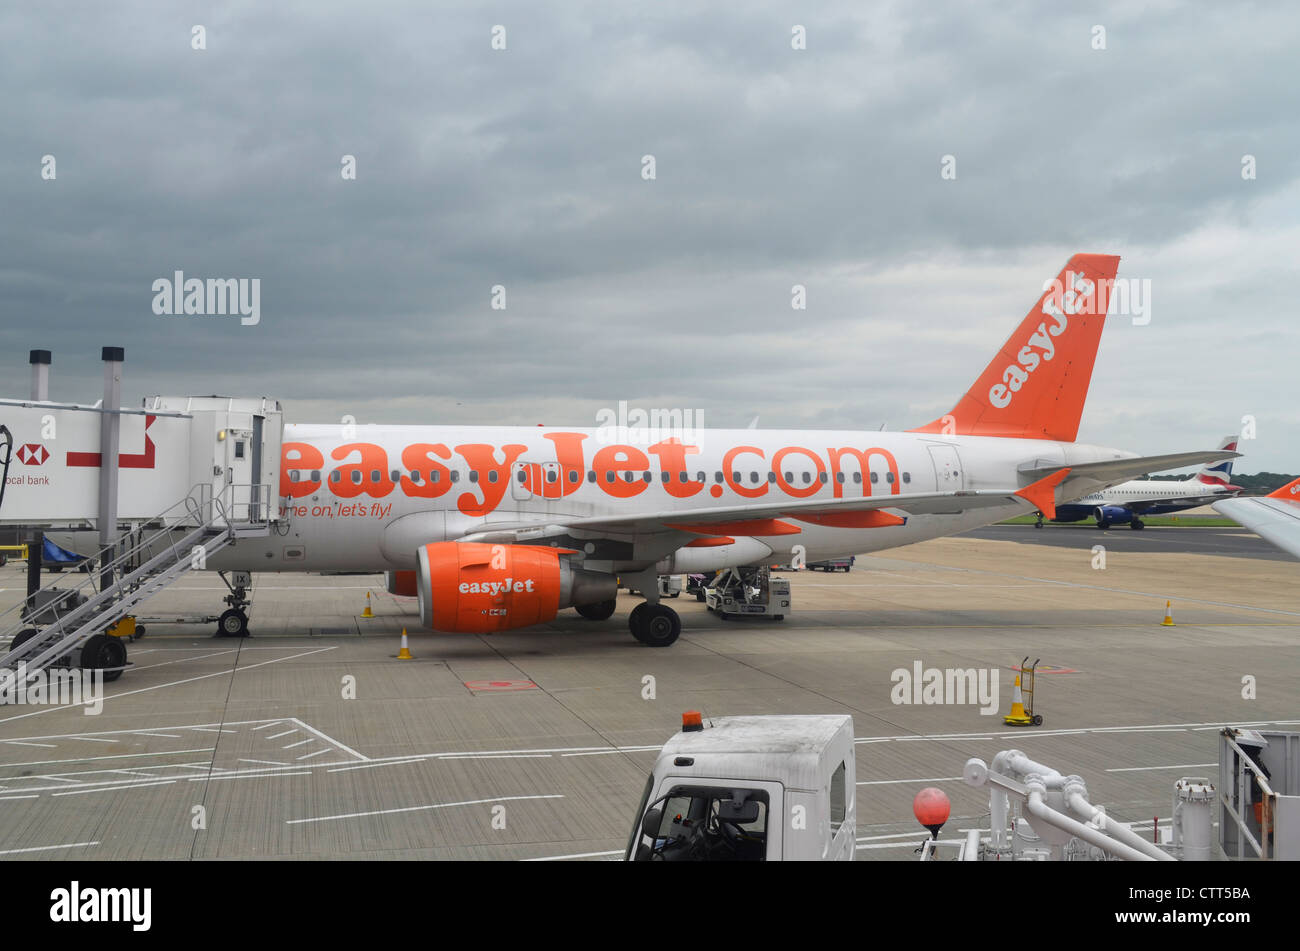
<box><xmin>661</xmin><ymin>472</ymin><xmax>671</xmax><ymax>484</ymax></box>
<box><xmin>351</xmin><ymin>471</ymin><xmax>362</xmax><ymax>485</ymax></box>
<box><xmin>469</xmin><ymin>471</ymin><xmax>479</xmax><ymax>483</ymax></box>
<box><xmin>642</xmin><ymin>472</ymin><xmax>652</xmax><ymax>483</ymax></box>
<box><xmin>732</xmin><ymin>471</ymin><xmax>741</xmax><ymax>483</ymax></box>
<box><xmin>490</xmin><ymin>471</ymin><xmax>500</xmax><ymax>483</ymax></box>
<box><xmin>870</xmin><ymin>472</ymin><xmax>879</xmax><ymax>484</ymax></box>
<box><xmin>696</xmin><ymin>471</ymin><xmax>706</xmax><ymax>482</ymax></box>
<box><xmin>903</xmin><ymin>472</ymin><xmax>911</xmax><ymax>484</ymax></box>
<box><xmin>750</xmin><ymin>472</ymin><xmax>759</xmax><ymax>484</ymax></box>
<box><xmin>330</xmin><ymin>471</ymin><xmax>340</xmax><ymax>482</ymax></box>
<box><xmin>801</xmin><ymin>472</ymin><xmax>811</xmax><ymax>484</ymax></box>
<box><xmin>835</xmin><ymin>472</ymin><xmax>845</xmax><ymax>484</ymax></box>
<box><xmin>311</xmin><ymin>470</ymin><xmax>320</xmax><ymax>481</ymax></box>
<box><xmin>784</xmin><ymin>471</ymin><xmax>793</xmax><ymax>482</ymax></box>
<box><xmin>431</xmin><ymin>471</ymin><xmax>441</xmax><ymax>483</ymax></box>
<box><xmin>818</xmin><ymin>472</ymin><xmax>828</xmax><ymax>484</ymax></box>
<box><xmin>289</xmin><ymin>470</ymin><xmax>300</xmax><ymax>483</ymax></box>
<box><xmin>715</xmin><ymin>471</ymin><xmax>724</xmax><ymax>483</ymax></box>
<box><xmin>588</xmin><ymin>471</ymin><xmax>597</xmax><ymax>483</ymax></box>
<box><xmin>767</xmin><ymin>472</ymin><xmax>776</xmax><ymax>483</ymax></box>
<box><xmin>450</xmin><ymin>471</ymin><xmax>460</xmax><ymax>483</ymax></box>
<box><xmin>390</xmin><ymin>470</ymin><xmax>400</xmax><ymax>482</ymax></box>
<box><xmin>370</xmin><ymin>470</ymin><xmax>380</xmax><ymax>483</ymax></box>
<box><xmin>517</xmin><ymin>470</ymin><xmax>527</xmax><ymax>483</ymax></box>
<box><xmin>545</xmin><ymin>470</ymin><xmax>556</xmax><ymax>483</ymax></box>
<box><xmin>410</xmin><ymin>471</ymin><xmax>422</xmax><ymax>483</ymax></box>
<box><xmin>853</xmin><ymin>472</ymin><xmax>861</xmax><ymax>484</ymax></box>
<box><xmin>679</xmin><ymin>472</ymin><xmax>688</xmax><ymax>483</ymax></box>
<box><xmin>606</xmin><ymin>472</ymin><xmax>615</xmax><ymax>483</ymax></box>
<box><xmin>569</xmin><ymin>470</ymin><xmax>579</xmax><ymax>483</ymax></box>
<box><xmin>624</xmin><ymin>472</ymin><xmax>635</xmax><ymax>483</ymax></box>
<box><xmin>886</xmin><ymin>472</ymin><xmax>895</xmax><ymax>484</ymax></box>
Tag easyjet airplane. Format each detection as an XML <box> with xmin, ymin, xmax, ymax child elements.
<box><xmin>58</xmin><ymin>254</ymin><xmax>1238</xmax><ymax>647</ymax></box>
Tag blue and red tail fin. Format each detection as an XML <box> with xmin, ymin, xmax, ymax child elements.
<box><xmin>1196</xmin><ymin>435</ymin><xmax>1240</xmax><ymax>486</ymax></box>
<box><xmin>910</xmin><ymin>253</ymin><xmax>1120</xmax><ymax>442</ymax></box>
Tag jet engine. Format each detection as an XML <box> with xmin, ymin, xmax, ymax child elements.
<box><xmin>415</xmin><ymin>542</ymin><xmax>617</xmax><ymax>633</ymax></box>
<box><xmin>1094</xmin><ymin>505</ymin><xmax>1131</xmax><ymax>527</ymax></box>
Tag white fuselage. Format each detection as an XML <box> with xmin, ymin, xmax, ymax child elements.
<box><xmin>202</xmin><ymin>424</ymin><xmax>1137</xmax><ymax>575</ymax></box>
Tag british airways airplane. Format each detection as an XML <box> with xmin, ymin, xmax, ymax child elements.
<box><xmin>1037</xmin><ymin>435</ymin><xmax>1243</xmax><ymax>529</ymax></box>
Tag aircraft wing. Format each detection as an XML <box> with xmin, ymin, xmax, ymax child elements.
<box><xmin>454</xmin><ymin>472</ymin><xmax>1069</xmax><ymax>543</ymax></box>
<box><xmin>1019</xmin><ymin>449</ymin><xmax>1240</xmax><ymax>501</ymax></box>
<box><xmin>1213</xmin><ymin>479</ymin><xmax>1300</xmax><ymax>560</ymax></box>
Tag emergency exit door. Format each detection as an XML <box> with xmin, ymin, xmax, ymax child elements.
<box><xmin>928</xmin><ymin>445</ymin><xmax>964</xmax><ymax>491</ymax></box>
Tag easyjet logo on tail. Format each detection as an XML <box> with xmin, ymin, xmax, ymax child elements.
<box><xmin>988</xmin><ymin>271</ymin><xmax>1096</xmax><ymax>410</ymax></box>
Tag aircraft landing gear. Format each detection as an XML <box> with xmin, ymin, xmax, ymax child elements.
<box><xmin>216</xmin><ymin>571</ymin><xmax>252</xmax><ymax>638</ymax></box>
<box><xmin>629</xmin><ymin>602</ymin><xmax>681</xmax><ymax>647</ymax></box>
<box><xmin>1034</xmin><ymin>512</ymin><xmax>1044</xmax><ymax>529</ymax></box>
<box><xmin>1129</xmin><ymin>518</ymin><xmax>1145</xmax><ymax>530</ymax></box>
<box><xmin>576</xmin><ymin>598</ymin><xmax>617</xmax><ymax>621</ymax></box>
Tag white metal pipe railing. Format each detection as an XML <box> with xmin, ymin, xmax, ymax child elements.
<box><xmin>1024</xmin><ymin>785</ymin><xmax>1156</xmax><ymax>862</ymax></box>
<box><xmin>1064</xmin><ymin>787</ymin><xmax>1174</xmax><ymax>861</ymax></box>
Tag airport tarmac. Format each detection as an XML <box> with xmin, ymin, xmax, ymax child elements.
<box><xmin>0</xmin><ymin>527</ymin><xmax>1295</xmax><ymax>861</ymax></box>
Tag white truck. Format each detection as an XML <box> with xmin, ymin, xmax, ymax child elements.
<box><xmin>625</xmin><ymin>713</ymin><xmax>856</xmax><ymax>861</ymax></box>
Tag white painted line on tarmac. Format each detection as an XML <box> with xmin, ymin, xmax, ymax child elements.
<box><xmin>282</xmin><ymin>739</ymin><xmax>313</xmax><ymax>749</ymax></box>
<box><xmin>439</xmin><ymin>753</ymin><xmax>553</xmax><ymax>761</ymax></box>
<box><xmin>1106</xmin><ymin>762</ymin><xmax>1216</xmax><ymax>773</ymax></box>
<box><xmin>0</xmin><ymin>748</ymin><xmax>217</xmax><ymax>770</ymax></box>
<box><xmin>296</xmin><ymin>749</ymin><xmax>331</xmax><ymax>761</ymax></box>
<box><xmin>52</xmin><ymin>780</ymin><xmax>177</xmax><ymax>796</ymax></box>
<box><xmin>188</xmin><ymin>770</ymin><xmax>313</xmax><ymax>783</ymax></box>
<box><xmin>134</xmin><ymin>733</ymin><xmax>182</xmax><ymax>738</ymax></box>
<box><xmin>0</xmin><ymin>841</ymin><xmax>99</xmax><ymax>855</ymax></box>
<box><xmin>3</xmin><ymin>741</ymin><xmax>57</xmax><ymax>748</ymax></box>
<box><xmin>325</xmin><ymin>757</ymin><xmax>427</xmax><ymax>773</ymax></box>
<box><xmin>267</xmin><ymin>730</ymin><xmax>297</xmax><ymax>740</ymax></box>
<box><xmin>192</xmin><ymin>728</ymin><xmax>237</xmax><ymax>734</ymax></box>
<box><xmin>287</xmin><ymin>793</ymin><xmax>565</xmax><ymax>826</ymax></box>
<box><xmin>239</xmin><ymin>758</ymin><xmax>289</xmax><ymax>766</ymax></box>
<box><xmin>69</xmin><ymin>737</ymin><xmax>118</xmax><ymax>743</ymax></box>
<box><xmin>0</xmin><ymin>647</ymin><xmax>341</xmax><ymax>724</ymax></box>
<box><xmin>858</xmin><ymin>776</ymin><xmax>964</xmax><ymax>786</ymax></box>
<box><xmin>523</xmin><ymin>849</ymin><xmax>623</xmax><ymax>862</ymax></box>
<box><xmin>286</xmin><ymin>718</ymin><xmax>369</xmax><ymax>762</ymax></box>
<box><xmin>250</xmin><ymin>722</ymin><xmax>282</xmax><ymax>731</ymax></box>
<box><xmin>0</xmin><ymin>795</ymin><xmax>39</xmax><ymax>801</ymax></box>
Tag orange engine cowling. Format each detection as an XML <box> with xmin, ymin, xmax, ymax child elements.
<box><xmin>385</xmin><ymin>570</ymin><xmax>418</xmax><ymax>597</ymax></box>
<box><xmin>416</xmin><ymin>542</ymin><xmax>617</xmax><ymax>633</ymax></box>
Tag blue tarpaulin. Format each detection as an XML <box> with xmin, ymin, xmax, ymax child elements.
<box><xmin>43</xmin><ymin>538</ymin><xmax>85</xmax><ymax>564</ymax></box>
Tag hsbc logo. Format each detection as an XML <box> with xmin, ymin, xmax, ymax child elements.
<box><xmin>16</xmin><ymin>444</ymin><xmax>49</xmax><ymax>466</ymax></box>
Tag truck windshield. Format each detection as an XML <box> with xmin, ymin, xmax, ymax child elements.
<box><xmin>629</xmin><ymin>785</ymin><xmax>769</xmax><ymax>861</ymax></box>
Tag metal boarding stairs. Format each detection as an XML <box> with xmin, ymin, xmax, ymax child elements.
<box><xmin>0</xmin><ymin>484</ymin><xmax>271</xmax><ymax>691</ymax></box>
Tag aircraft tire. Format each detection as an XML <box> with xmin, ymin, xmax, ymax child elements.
<box><xmin>631</xmin><ymin>604</ymin><xmax>680</xmax><ymax>647</ymax></box>
<box><xmin>576</xmin><ymin>598</ymin><xmax>617</xmax><ymax>621</ymax></box>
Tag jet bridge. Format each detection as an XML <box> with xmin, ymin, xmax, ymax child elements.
<box><xmin>0</xmin><ymin>348</ymin><xmax>283</xmax><ymax>689</ymax></box>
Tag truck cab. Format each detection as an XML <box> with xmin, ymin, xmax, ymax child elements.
<box><xmin>625</xmin><ymin>713</ymin><xmax>856</xmax><ymax>861</ymax></box>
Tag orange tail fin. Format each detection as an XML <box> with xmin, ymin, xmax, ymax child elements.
<box><xmin>911</xmin><ymin>253</ymin><xmax>1121</xmax><ymax>442</ymax></box>
<box><xmin>1267</xmin><ymin>476</ymin><xmax>1300</xmax><ymax>500</ymax></box>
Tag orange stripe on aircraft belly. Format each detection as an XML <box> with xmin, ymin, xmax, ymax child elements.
<box><xmin>668</xmin><ymin>519</ymin><xmax>801</xmax><ymax>536</ymax></box>
<box><xmin>789</xmin><ymin>511</ymin><xmax>904</xmax><ymax>529</ymax></box>
<box><xmin>685</xmin><ymin>536</ymin><xmax>737</xmax><ymax>547</ymax></box>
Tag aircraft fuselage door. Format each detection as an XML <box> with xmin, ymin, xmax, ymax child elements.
<box><xmin>928</xmin><ymin>445</ymin><xmax>964</xmax><ymax>491</ymax></box>
<box><xmin>511</xmin><ymin>461</ymin><xmax>561</xmax><ymax>501</ymax></box>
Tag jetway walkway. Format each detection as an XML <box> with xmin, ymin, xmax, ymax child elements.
<box><xmin>0</xmin><ymin>348</ymin><xmax>286</xmax><ymax>687</ymax></box>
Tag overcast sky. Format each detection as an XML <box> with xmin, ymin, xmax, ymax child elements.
<box><xmin>4</xmin><ymin>1</ymin><xmax>1297</xmax><ymax>472</ymax></box>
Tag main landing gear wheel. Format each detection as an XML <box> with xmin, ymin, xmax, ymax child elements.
<box><xmin>1130</xmin><ymin>519</ymin><xmax>1145</xmax><ymax>530</ymax></box>
<box><xmin>12</xmin><ymin>628</ymin><xmax>38</xmax><ymax>650</ymax></box>
<box><xmin>576</xmin><ymin>598</ymin><xmax>617</xmax><ymax>621</ymax></box>
<box><xmin>80</xmin><ymin>633</ymin><xmax>127</xmax><ymax>683</ymax></box>
<box><xmin>1034</xmin><ymin>512</ymin><xmax>1044</xmax><ymax>529</ymax></box>
<box><xmin>629</xmin><ymin>603</ymin><xmax>681</xmax><ymax>647</ymax></box>
<box><xmin>217</xmin><ymin>608</ymin><xmax>249</xmax><ymax>638</ymax></box>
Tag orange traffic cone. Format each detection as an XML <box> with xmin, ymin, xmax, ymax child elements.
<box><xmin>1003</xmin><ymin>674</ymin><xmax>1033</xmax><ymax>726</ymax></box>
<box><xmin>397</xmin><ymin>628</ymin><xmax>413</xmax><ymax>660</ymax></box>
<box><xmin>361</xmin><ymin>592</ymin><xmax>374</xmax><ymax>618</ymax></box>
<box><xmin>1161</xmin><ymin>600</ymin><xmax>1175</xmax><ymax>626</ymax></box>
